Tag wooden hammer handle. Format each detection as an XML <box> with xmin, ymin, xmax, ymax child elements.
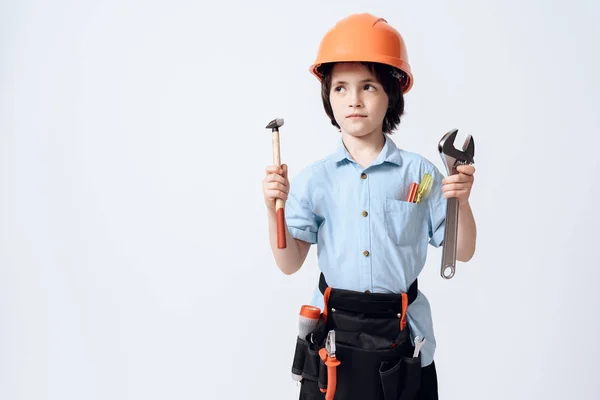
<box><xmin>272</xmin><ymin>130</ymin><xmax>287</xmax><ymax>249</ymax></box>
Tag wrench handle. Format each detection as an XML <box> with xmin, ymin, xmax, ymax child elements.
<box><xmin>441</xmin><ymin>196</ymin><xmax>459</xmax><ymax>279</ymax></box>
<box><xmin>272</xmin><ymin>130</ymin><xmax>287</xmax><ymax>249</ymax></box>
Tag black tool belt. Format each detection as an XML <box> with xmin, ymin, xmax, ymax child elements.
<box><xmin>291</xmin><ymin>273</ymin><xmax>422</xmax><ymax>400</ymax></box>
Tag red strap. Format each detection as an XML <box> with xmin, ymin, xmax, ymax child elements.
<box><xmin>400</xmin><ymin>292</ymin><xmax>408</xmax><ymax>331</ymax></box>
<box><xmin>322</xmin><ymin>287</ymin><xmax>332</xmax><ymax>324</ymax></box>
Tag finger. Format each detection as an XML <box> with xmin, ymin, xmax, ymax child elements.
<box><xmin>265</xmin><ymin>165</ymin><xmax>281</xmax><ymax>173</ymax></box>
<box><xmin>456</xmin><ymin>165</ymin><xmax>476</xmax><ymax>175</ymax></box>
<box><xmin>266</xmin><ymin>181</ymin><xmax>289</xmax><ymax>193</ymax></box>
<box><xmin>442</xmin><ymin>189</ymin><xmax>470</xmax><ymax>199</ymax></box>
<box><xmin>282</xmin><ymin>164</ymin><xmax>289</xmax><ymax>179</ymax></box>
<box><xmin>441</xmin><ymin>183</ymin><xmax>471</xmax><ymax>193</ymax></box>
<box><xmin>265</xmin><ymin>165</ymin><xmax>284</xmax><ymax>175</ymax></box>
<box><xmin>442</xmin><ymin>173</ymin><xmax>473</xmax><ymax>185</ymax></box>
<box><xmin>265</xmin><ymin>173</ymin><xmax>287</xmax><ymax>185</ymax></box>
<box><xmin>265</xmin><ymin>189</ymin><xmax>288</xmax><ymax>201</ymax></box>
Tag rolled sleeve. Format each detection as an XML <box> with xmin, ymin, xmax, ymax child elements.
<box><xmin>427</xmin><ymin>166</ymin><xmax>447</xmax><ymax>248</ymax></box>
<box><xmin>284</xmin><ymin>173</ymin><xmax>319</xmax><ymax>244</ymax></box>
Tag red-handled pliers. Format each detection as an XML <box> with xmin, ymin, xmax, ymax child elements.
<box><xmin>318</xmin><ymin>330</ymin><xmax>341</xmax><ymax>400</ymax></box>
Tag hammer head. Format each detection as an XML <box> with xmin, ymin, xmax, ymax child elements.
<box><xmin>265</xmin><ymin>118</ymin><xmax>284</xmax><ymax>130</ymax></box>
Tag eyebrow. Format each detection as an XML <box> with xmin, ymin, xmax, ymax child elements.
<box><xmin>333</xmin><ymin>78</ymin><xmax>376</xmax><ymax>85</ymax></box>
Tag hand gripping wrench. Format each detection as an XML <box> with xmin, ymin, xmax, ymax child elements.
<box><xmin>438</xmin><ymin>129</ymin><xmax>475</xmax><ymax>279</ymax></box>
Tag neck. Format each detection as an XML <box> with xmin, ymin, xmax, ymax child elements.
<box><xmin>341</xmin><ymin>128</ymin><xmax>386</xmax><ymax>168</ymax></box>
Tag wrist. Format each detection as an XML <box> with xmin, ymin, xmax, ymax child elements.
<box><xmin>459</xmin><ymin>199</ymin><xmax>471</xmax><ymax>210</ymax></box>
<box><xmin>266</xmin><ymin>206</ymin><xmax>278</xmax><ymax>219</ymax></box>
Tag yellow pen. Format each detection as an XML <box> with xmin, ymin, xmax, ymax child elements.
<box><xmin>414</xmin><ymin>173</ymin><xmax>433</xmax><ymax>203</ymax></box>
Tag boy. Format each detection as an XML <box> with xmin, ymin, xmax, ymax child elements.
<box><xmin>262</xmin><ymin>13</ymin><xmax>476</xmax><ymax>400</ymax></box>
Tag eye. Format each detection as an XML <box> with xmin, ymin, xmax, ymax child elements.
<box><xmin>363</xmin><ymin>84</ymin><xmax>376</xmax><ymax>91</ymax></box>
<box><xmin>333</xmin><ymin>86</ymin><xmax>346</xmax><ymax>93</ymax></box>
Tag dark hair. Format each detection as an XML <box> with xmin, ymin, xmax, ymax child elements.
<box><xmin>318</xmin><ymin>62</ymin><xmax>405</xmax><ymax>134</ymax></box>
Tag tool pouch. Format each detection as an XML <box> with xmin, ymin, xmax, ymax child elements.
<box><xmin>291</xmin><ymin>274</ymin><xmax>422</xmax><ymax>400</ymax></box>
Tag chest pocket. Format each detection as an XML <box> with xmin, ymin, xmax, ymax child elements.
<box><xmin>383</xmin><ymin>198</ymin><xmax>426</xmax><ymax>245</ymax></box>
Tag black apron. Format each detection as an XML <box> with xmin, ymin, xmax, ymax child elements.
<box><xmin>291</xmin><ymin>273</ymin><xmax>422</xmax><ymax>400</ymax></box>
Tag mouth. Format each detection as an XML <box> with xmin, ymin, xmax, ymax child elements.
<box><xmin>346</xmin><ymin>114</ymin><xmax>367</xmax><ymax>119</ymax></box>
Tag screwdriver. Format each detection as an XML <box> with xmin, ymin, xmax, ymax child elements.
<box><xmin>415</xmin><ymin>173</ymin><xmax>433</xmax><ymax>204</ymax></box>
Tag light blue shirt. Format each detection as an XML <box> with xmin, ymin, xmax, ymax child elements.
<box><xmin>285</xmin><ymin>134</ymin><xmax>447</xmax><ymax>367</ymax></box>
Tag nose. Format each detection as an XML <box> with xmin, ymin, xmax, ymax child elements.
<box><xmin>348</xmin><ymin>88</ymin><xmax>363</xmax><ymax>108</ymax></box>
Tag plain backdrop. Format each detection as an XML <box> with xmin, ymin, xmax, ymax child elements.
<box><xmin>1</xmin><ymin>0</ymin><xmax>599</xmax><ymax>399</ymax></box>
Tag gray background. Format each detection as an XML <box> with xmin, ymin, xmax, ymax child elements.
<box><xmin>1</xmin><ymin>0</ymin><xmax>599</xmax><ymax>399</ymax></box>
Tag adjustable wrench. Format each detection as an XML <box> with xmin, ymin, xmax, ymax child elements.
<box><xmin>413</xmin><ymin>336</ymin><xmax>426</xmax><ymax>358</ymax></box>
<box><xmin>438</xmin><ymin>129</ymin><xmax>475</xmax><ymax>279</ymax></box>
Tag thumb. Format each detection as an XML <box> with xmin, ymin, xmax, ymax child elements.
<box><xmin>456</xmin><ymin>164</ymin><xmax>475</xmax><ymax>175</ymax></box>
<box><xmin>282</xmin><ymin>164</ymin><xmax>289</xmax><ymax>179</ymax></box>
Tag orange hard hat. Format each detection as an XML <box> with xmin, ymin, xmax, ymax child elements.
<box><xmin>309</xmin><ymin>13</ymin><xmax>414</xmax><ymax>93</ymax></box>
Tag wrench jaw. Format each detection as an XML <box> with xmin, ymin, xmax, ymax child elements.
<box><xmin>457</xmin><ymin>135</ymin><xmax>475</xmax><ymax>167</ymax></box>
<box><xmin>462</xmin><ymin>134</ymin><xmax>475</xmax><ymax>156</ymax></box>
<box><xmin>438</xmin><ymin>129</ymin><xmax>460</xmax><ymax>175</ymax></box>
<box><xmin>437</xmin><ymin>129</ymin><xmax>458</xmax><ymax>153</ymax></box>
<box><xmin>438</xmin><ymin>129</ymin><xmax>475</xmax><ymax>175</ymax></box>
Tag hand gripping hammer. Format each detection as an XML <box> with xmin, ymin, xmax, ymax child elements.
<box><xmin>266</xmin><ymin>118</ymin><xmax>286</xmax><ymax>249</ymax></box>
<box><xmin>438</xmin><ymin>129</ymin><xmax>475</xmax><ymax>279</ymax></box>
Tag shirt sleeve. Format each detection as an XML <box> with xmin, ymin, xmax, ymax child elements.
<box><xmin>284</xmin><ymin>170</ymin><xmax>319</xmax><ymax>244</ymax></box>
<box><xmin>426</xmin><ymin>165</ymin><xmax>447</xmax><ymax>248</ymax></box>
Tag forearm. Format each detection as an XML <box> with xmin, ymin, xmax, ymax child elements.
<box><xmin>267</xmin><ymin>209</ymin><xmax>307</xmax><ymax>275</ymax></box>
<box><xmin>456</xmin><ymin>201</ymin><xmax>476</xmax><ymax>262</ymax></box>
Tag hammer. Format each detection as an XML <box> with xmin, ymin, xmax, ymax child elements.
<box><xmin>266</xmin><ymin>118</ymin><xmax>287</xmax><ymax>249</ymax></box>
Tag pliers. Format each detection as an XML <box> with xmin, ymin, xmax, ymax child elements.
<box><xmin>318</xmin><ymin>330</ymin><xmax>341</xmax><ymax>400</ymax></box>
<box><xmin>438</xmin><ymin>129</ymin><xmax>475</xmax><ymax>279</ymax></box>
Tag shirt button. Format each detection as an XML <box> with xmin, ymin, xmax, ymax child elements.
<box><xmin>363</xmin><ymin>250</ymin><xmax>369</xmax><ymax>257</ymax></box>
<box><xmin>361</xmin><ymin>173</ymin><xmax>367</xmax><ymax>179</ymax></box>
<box><xmin>361</xmin><ymin>210</ymin><xmax>368</xmax><ymax>217</ymax></box>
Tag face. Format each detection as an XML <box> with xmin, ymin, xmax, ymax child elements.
<box><xmin>329</xmin><ymin>62</ymin><xmax>389</xmax><ymax>138</ymax></box>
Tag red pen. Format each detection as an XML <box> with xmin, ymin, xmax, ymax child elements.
<box><xmin>407</xmin><ymin>182</ymin><xmax>418</xmax><ymax>203</ymax></box>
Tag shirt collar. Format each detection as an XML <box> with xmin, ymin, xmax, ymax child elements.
<box><xmin>332</xmin><ymin>134</ymin><xmax>403</xmax><ymax>167</ymax></box>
